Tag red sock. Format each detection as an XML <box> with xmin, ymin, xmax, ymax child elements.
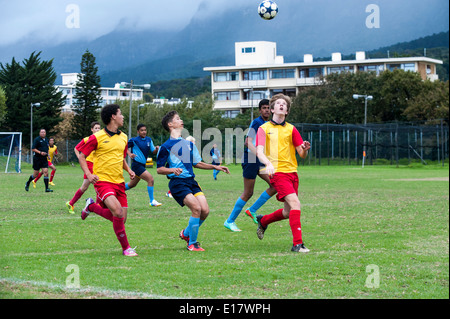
<box><xmin>261</xmin><ymin>209</ymin><xmax>285</xmax><ymax>228</ymax></box>
<box><xmin>88</xmin><ymin>203</ymin><xmax>113</xmax><ymax>222</ymax></box>
<box><xmin>113</xmin><ymin>216</ymin><xmax>130</xmax><ymax>251</ymax></box>
<box><xmin>34</xmin><ymin>172</ymin><xmax>43</xmax><ymax>182</ymax></box>
<box><xmin>50</xmin><ymin>170</ymin><xmax>55</xmax><ymax>182</ymax></box>
<box><xmin>69</xmin><ymin>189</ymin><xmax>84</xmax><ymax>206</ymax></box>
<box><xmin>289</xmin><ymin>210</ymin><xmax>303</xmax><ymax>245</ymax></box>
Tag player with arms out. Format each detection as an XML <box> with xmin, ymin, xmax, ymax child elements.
<box><xmin>65</xmin><ymin>121</ymin><xmax>101</xmax><ymax>214</ymax></box>
<box><xmin>224</xmin><ymin>99</ymin><xmax>276</xmax><ymax>232</ymax></box>
<box><xmin>125</xmin><ymin>123</ymin><xmax>162</xmax><ymax>207</ymax></box>
<box><xmin>255</xmin><ymin>94</ymin><xmax>311</xmax><ymax>253</ymax></box>
<box><xmin>77</xmin><ymin>104</ymin><xmax>138</xmax><ymax>257</ymax></box>
<box><xmin>157</xmin><ymin>111</ymin><xmax>229</xmax><ymax>251</ymax></box>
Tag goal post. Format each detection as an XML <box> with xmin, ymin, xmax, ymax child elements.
<box><xmin>0</xmin><ymin>132</ymin><xmax>22</xmax><ymax>173</ymax></box>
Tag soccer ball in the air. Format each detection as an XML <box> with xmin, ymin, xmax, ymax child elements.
<box><xmin>258</xmin><ymin>1</ymin><xmax>278</xmax><ymax>20</ymax></box>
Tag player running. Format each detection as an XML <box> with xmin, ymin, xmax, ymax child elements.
<box><xmin>25</xmin><ymin>128</ymin><xmax>53</xmax><ymax>193</ymax></box>
<box><xmin>157</xmin><ymin>111</ymin><xmax>229</xmax><ymax>251</ymax></box>
<box><xmin>224</xmin><ymin>99</ymin><xmax>276</xmax><ymax>232</ymax></box>
<box><xmin>32</xmin><ymin>137</ymin><xmax>58</xmax><ymax>187</ymax></box>
<box><xmin>125</xmin><ymin>123</ymin><xmax>162</xmax><ymax>207</ymax></box>
<box><xmin>255</xmin><ymin>94</ymin><xmax>311</xmax><ymax>253</ymax></box>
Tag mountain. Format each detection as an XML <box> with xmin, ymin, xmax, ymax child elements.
<box><xmin>0</xmin><ymin>0</ymin><xmax>448</xmax><ymax>85</ymax></box>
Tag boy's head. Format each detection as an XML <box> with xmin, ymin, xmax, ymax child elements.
<box><xmin>258</xmin><ymin>98</ymin><xmax>271</xmax><ymax>119</ymax></box>
<box><xmin>161</xmin><ymin>110</ymin><xmax>182</xmax><ymax>132</ymax></box>
<box><xmin>269</xmin><ymin>93</ymin><xmax>291</xmax><ymax>115</ymax></box>
<box><xmin>91</xmin><ymin>121</ymin><xmax>101</xmax><ymax>133</ymax></box>
<box><xmin>101</xmin><ymin>104</ymin><xmax>121</xmax><ymax>126</ymax></box>
<box><xmin>136</xmin><ymin>124</ymin><xmax>147</xmax><ymax>137</ymax></box>
<box><xmin>49</xmin><ymin>137</ymin><xmax>55</xmax><ymax>145</ymax></box>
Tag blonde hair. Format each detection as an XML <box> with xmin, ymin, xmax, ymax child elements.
<box><xmin>269</xmin><ymin>93</ymin><xmax>292</xmax><ymax>114</ymax></box>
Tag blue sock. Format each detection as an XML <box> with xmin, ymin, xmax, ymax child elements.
<box><xmin>227</xmin><ymin>197</ymin><xmax>246</xmax><ymax>223</ymax></box>
<box><xmin>187</xmin><ymin>217</ymin><xmax>200</xmax><ymax>245</ymax></box>
<box><xmin>125</xmin><ymin>183</ymin><xmax>130</xmax><ymax>191</ymax></box>
<box><xmin>249</xmin><ymin>191</ymin><xmax>271</xmax><ymax>214</ymax></box>
<box><xmin>147</xmin><ymin>186</ymin><xmax>154</xmax><ymax>202</ymax></box>
<box><xmin>185</xmin><ymin>218</ymin><xmax>205</xmax><ymax>238</ymax></box>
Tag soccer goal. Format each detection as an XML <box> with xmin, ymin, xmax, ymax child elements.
<box><xmin>0</xmin><ymin>132</ymin><xmax>22</xmax><ymax>173</ymax></box>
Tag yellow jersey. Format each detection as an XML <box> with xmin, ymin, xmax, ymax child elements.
<box><xmin>48</xmin><ymin>145</ymin><xmax>57</xmax><ymax>162</ymax></box>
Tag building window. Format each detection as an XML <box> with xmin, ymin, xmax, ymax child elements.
<box><xmin>243</xmin><ymin>70</ymin><xmax>267</xmax><ymax>81</ymax></box>
<box><xmin>327</xmin><ymin>66</ymin><xmax>354</xmax><ymax>74</ymax></box>
<box><xmin>387</xmin><ymin>63</ymin><xmax>415</xmax><ymax>72</ymax></box>
<box><xmin>270</xmin><ymin>69</ymin><xmax>295</xmax><ymax>79</ymax></box>
<box><xmin>270</xmin><ymin>88</ymin><xmax>296</xmax><ymax>98</ymax></box>
<box><xmin>214</xmin><ymin>91</ymin><xmax>240</xmax><ymax>101</ymax></box>
<box><xmin>214</xmin><ymin>72</ymin><xmax>239</xmax><ymax>82</ymax></box>
<box><xmin>109</xmin><ymin>90</ymin><xmax>118</xmax><ymax>97</ymax></box>
<box><xmin>242</xmin><ymin>47</ymin><xmax>256</xmax><ymax>53</ymax></box>
<box><xmin>222</xmin><ymin>110</ymin><xmax>240</xmax><ymax>119</ymax></box>
<box><xmin>357</xmin><ymin>64</ymin><xmax>384</xmax><ymax>75</ymax></box>
<box><xmin>299</xmin><ymin>67</ymin><xmax>323</xmax><ymax>78</ymax></box>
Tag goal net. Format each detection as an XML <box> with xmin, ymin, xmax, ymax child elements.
<box><xmin>0</xmin><ymin>132</ymin><xmax>22</xmax><ymax>173</ymax></box>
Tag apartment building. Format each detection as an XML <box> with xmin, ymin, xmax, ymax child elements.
<box><xmin>57</xmin><ymin>73</ymin><xmax>145</xmax><ymax>113</ymax></box>
<box><xmin>204</xmin><ymin>41</ymin><xmax>443</xmax><ymax>118</ymax></box>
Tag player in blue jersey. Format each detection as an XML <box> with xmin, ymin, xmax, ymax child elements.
<box><xmin>157</xmin><ymin>111</ymin><xmax>230</xmax><ymax>251</ymax></box>
<box><xmin>224</xmin><ymin>99</ymin><xmax>276</xmax><ymax>232</ymax></box>
<box><xmin>125</xmin><ymin>124</ymin><xmax>162</xmax><ymax>207</ymax></box>
<box><xmin>210</xmin><ymin>144</ymin><xmax>222</xmax><ymax>180</ymax></box>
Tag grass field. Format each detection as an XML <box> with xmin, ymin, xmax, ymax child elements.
<box><xmin>0</xmin><ymin>163</ymin><xmax>448</xmax><ymax>300</ymax></box>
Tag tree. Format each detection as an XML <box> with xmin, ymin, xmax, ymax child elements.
<box><xmin>0</xmin><ymin>86</ymin><xmax>7</xmax><ymax>127</ymax></box>
<box><xmin>71</xmin><ymin>50</ymin><xmax>102</xmax><ymax>139</ymax></box>
<box><xmin>0</xmin><ymin>51</ymin><xmax>64</xmax><ymax>146</ymax></box>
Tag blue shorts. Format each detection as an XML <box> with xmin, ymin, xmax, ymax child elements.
<box><xmin>169</xmin><ymin>177</ymin><xmax>204</xmax><ymax>207</ymax></box>
<box><xmin>242</xmin><ymin>161</ymin><xmax>265</xmax><ymax>179</ymax></box>
<box><xmin>131</xmin><ymin>161</ymin><xmax>147</xmax><ymax>177</ymax></box>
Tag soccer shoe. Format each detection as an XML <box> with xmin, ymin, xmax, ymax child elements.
<box><xmin>166</xmin><ymin>192</ymin><xmax>173</xmax><ymax>198</ymax></box>
<box><xmin>256</xmin><ymin>215</ymin><xmax>267</xmax><ymax>240</ymax></box>
<box><xmin>291</xmin><ymin>243</ymin><xmax>310</xmax><ymax>253</ymax></box>
<box><xmin>123</xmin><ymin>247</ymin><xmax>139</xmax><ymax>257</ymax></box>
<box><xmin>25</xmin><ymin>183</ymin><xmax>30</xmax><ymax>192</ymax></box>
<box><xmin>150</xmin><ymin>199</ymin><xmax>162</xmax><ymax>207</ymax></box>
<box><xmin>223</xmin><ymin>220</ymin><xmax>241</xmax><ymax>232</ymax></box>
<box><xmin>187</xmin><ymin>242</ymin><xmax>205</xmax><ymax>251</ymax></box>
<box><xmin>49</xmin><ymin>181</ymin><xmax>55</xmax><ymax>186</ymax></box>
<box><xmin>45</xmin><ymin>188</ymin><xmax>53</xmax><ymax>192</ymax></box>
<box><xmin>245</xmin><ymin>208</ymin><xmax>258</xmax><ymax>224</ymax></box>
<box><xmin>179</xmin><ymin>229</ymin><xmax>189</xmax><ymax>244</ymax></box>
<box><xmin>32</xmin><ymin>180</ymin><xmax>36</xmax><ymax>188</ymax></box>
<box><xmin>81</xmin><ymin>197</ymin><xmax>94</xmax><ymax>220</ymax></box>
<box><xmin>66</xmin><ymin>201</ymin><xmax>75</xmax><ymax>214</ymax></box>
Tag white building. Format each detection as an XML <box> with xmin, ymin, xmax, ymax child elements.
<box><xmin>57</xmin><ymin>73</ymin><xmax>145</xmax><ymax>113</ymax></box>
<box><xmin>204</xmin><ymin>41</ymin><xmax>443</xmax><ymax>118</ymax></box>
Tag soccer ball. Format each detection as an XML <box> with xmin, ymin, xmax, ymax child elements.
<box><xmin>258</xmin><ymin>1</ymin><xmax>278</xmax><ymax>20</ymax></box>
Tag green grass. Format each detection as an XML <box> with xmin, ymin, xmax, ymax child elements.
<box><xmin>0</xmin><ymin>163</ymin><xmax>448</xmax><ymax>299</ymax></box>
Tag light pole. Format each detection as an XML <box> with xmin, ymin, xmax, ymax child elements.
<box><xmin>30</xmin><ymin>102</ymin><xmax>41</xmax><ymax>165</ymax></box>
<box><xmin>353</xmin><ymin>94</ymin><xmax>373</xmax><ymax>168</ymax></box>
<box><xmin>137</xmin><ymin>103</ymin><xmax>146</xmax><ymax>124</ymax></box>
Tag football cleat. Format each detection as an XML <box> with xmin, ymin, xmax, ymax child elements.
<box><xmin>223</xmin><ymin>221</ymin><xmax>241</xmax><ymax>232</ymax></box>
<box><xmin>49</xmin><ymin>181</ymin><xmax>55</xmax><ymax>186</ymax></box>
<box><xmin>25</xmin><ymin>183</ymin><xmax>30</xmax><ymax>192</ymax></box>
<box><xmin>291</xmin><ymin>243</ymin><xmax>310</xmax><ymax>253</ymax></box>
<box><xmin>150</xmin><ymin>199</ymin><xmax>162</xmax><ymax>207</ymax></box>
<box><xmin>45</xmin><ymin>188</ymin><xmax>53</xmax><ymax>193</ymax></box>
<box><xmin>81</xmin><ymin>197</ymin><xmax>94</xmax><ymax>220</ymax></box>
<box><xmin>123</xmin><ymin>247</ymin><xmax>139</xmax><ymax>257</ymax></box>
<box><xmin>179</xmin><ymin>229</ymin><xmax>189</xmax><ymax>244</ymax></box>
<box><xmin>32</xmin><ymin>180</ymin><xmax>37</xmax><ymax>188</ymax></box>
<box><xmin>245</xmin><ymin>208</ymin><xmax>258</xmax><ymax>224</ymax></box>
<box><xmin>165</xmin><ymin>191</ymin><xmax>173</xmax><ymax>198</ymax></box>
<box><xmin>256</xmin><ymin>215</ymin><xmax>267</xmax><ymax>240</ymax></box>
<box><xmin>66</xmin><ymin>201</ymin><xmax>75</xmax><ymax>214</ymax></box>
<box><xmin>187</xmin><ymin>242</ymin><xmax>205</xmax><ymax>251</ymax></box>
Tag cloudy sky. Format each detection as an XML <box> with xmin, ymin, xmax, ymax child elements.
<box><xmin>0</xmin><ymin>0</ymin><xmax>250</xmax><ymax>46</ymax></box>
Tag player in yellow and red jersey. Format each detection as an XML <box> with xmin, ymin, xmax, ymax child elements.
<box><xmin>77</xmin><ymin>104</ymin><xmax>138</xmax><ymax>257</ymax></box>
<box><xmin>255</xmin><ymin>93</ymin><xmax>311</xmax><ymax>253</ymax></box>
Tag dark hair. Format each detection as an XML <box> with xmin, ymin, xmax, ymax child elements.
<box><xmin>259</xmin><ymin>99</ymin><xmax>270</xmax><ymax>109</ymax></box>
<box><xmin>101</xmin><ymin>104</ymin><xmax>120</xmax><ymax>126</ymax></box>
<box><xmin>161</xmin><ymin>110</ymin><xmax>178</xmax><ymax>132</ymax></box>
<box><xmin>137</xmin><ymin>123</ymin><xmax>146</xmax><ymax>131</ymax></box>
<box><xmin>49</xmin><ymin>137</ymin><xmax>55</xmax><ymax>141</ymax></box>
<box><xmin>91</xmin><ymin>121</ymin><xmax>100</xmax><ymax>129</ymax></box>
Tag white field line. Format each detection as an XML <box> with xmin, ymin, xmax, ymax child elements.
<box><xmin>0</xmin><ymin>277</ymin><xmax>180</xmax><ymax>299</ymax></box>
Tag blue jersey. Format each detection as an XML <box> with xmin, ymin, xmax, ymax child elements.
<box><xmin>210</xmin><ymin>147</ymin><xmax>221</xmax><ymax>163</ymax></box>
<box><xmin>128</xmin><ymin>136</ymin><xmax>156</xmax><ymax>164</ymax></box>
<box><xmin>243</xmin><ymin>116</ymin><xmax>267</xmax><ymax>163</ymax></box>
<box><xmin>157</xmin><ymin>137</ymin><xmax>202</xmax><ymax>179</ymax></box>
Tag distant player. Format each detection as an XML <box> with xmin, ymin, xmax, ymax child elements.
<box><xmin>157</xmin><ymin>111</ymin><xmax>229</xmax><ymax>251</ymax></box>
<box><xmin>125</xmin><ymin>124</ymin><xmax>162</xmax><ymax>207</ymax></box>
<box><xmin>25</xmin><ymin>128</ymin><xmax>53</xmax><ymax>193</ymax></box>
<box><xmin>255</xmin><ymin>94</ymin><xmax>311</xmax><ymax>253</ymax></box>
<box><xmin>77</xmin><ymin>104</ymin><xmax>138</xmax><ymax>257</ymax></box>
<box><xmin>210</xmin><ymin>144</ymin><xmax>222</xmax><ymax>180</ymax></box>
<box><xmin>224</xmin><ymin>99</ymin><xmax>276</xmax><ymax>232</ymax></box>
<box><xmin>65</xmin><ymin>121</ymin><xmax>101</xmax><ymax>214</ymax></box>
<box><xmin>32</xmin><ymin>137</ymin><xmax>58</xmax><ymax>187</ymax></box>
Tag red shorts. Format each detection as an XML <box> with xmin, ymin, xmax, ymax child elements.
<box><xmin>270</xmin><ymin>172</ymin><xmax>299</xmax><ymax>202</ymax></box>
<box><xmin>47</xmin><ymin>161</ymin><xmax>53</xmax><ymax>167</ymax></box>
<box><xmin>83</xmin><ymin>161</ymin><xmax>94</xmax><ymax>179</ymax></box>
<box><xmin>94</xmin><ymin>181</ymin><xmax>128</xmax><ymax>208</ymax></box>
